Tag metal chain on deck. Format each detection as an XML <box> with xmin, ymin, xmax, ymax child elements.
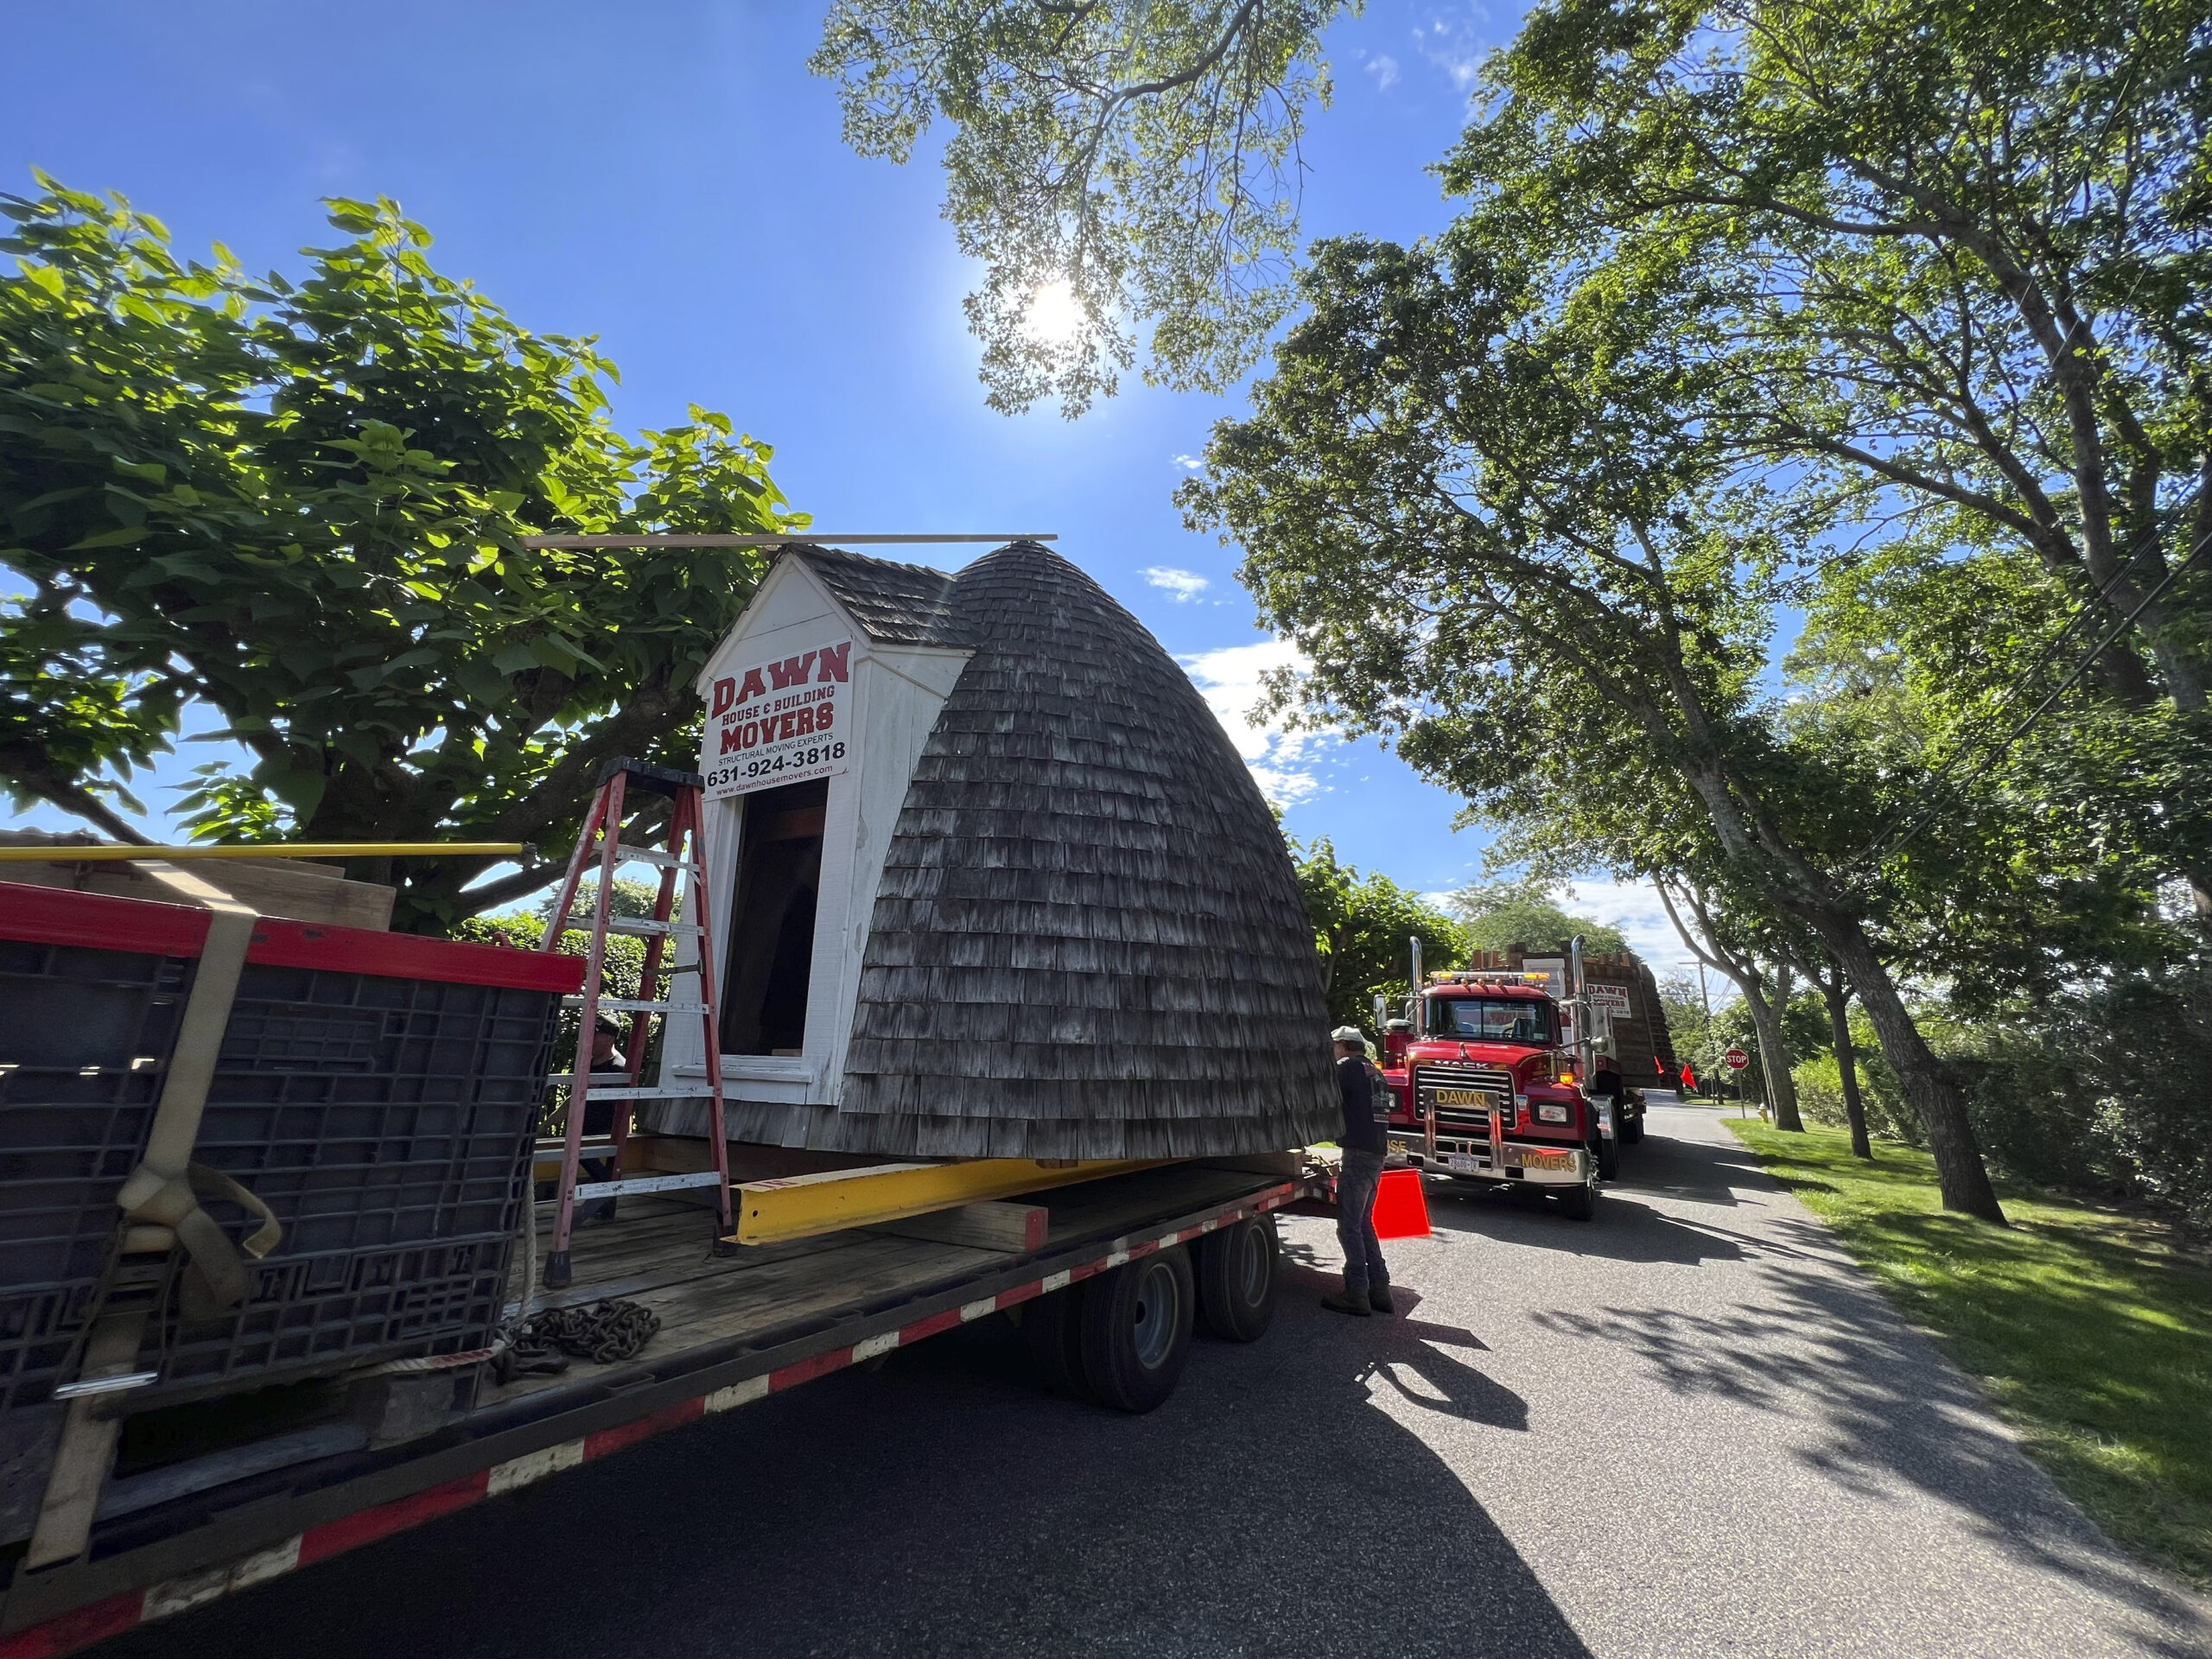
<box><xmin>496</xmin><ymin>1300</ymin><xmax>661</xmax><ymax>1380</ymax></box>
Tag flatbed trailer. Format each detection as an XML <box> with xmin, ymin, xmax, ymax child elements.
<box><xmin>0</xmin><ymin>1161</ymin><xmax>1311</xmax><ymax>1659</ymax></box>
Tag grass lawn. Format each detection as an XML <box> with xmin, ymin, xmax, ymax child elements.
<box><xmin>1726</xmin><ymin>1118</ymin><xmax>2212</xmax><ymax>1590</ymax></box>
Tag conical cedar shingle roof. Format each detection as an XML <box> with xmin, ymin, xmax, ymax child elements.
<box><xmin>797</xmin><ymin>540</ymin><xmax>1336</xmax><ymax>1159</ymax></box>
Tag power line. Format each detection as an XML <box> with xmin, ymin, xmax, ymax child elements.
<box><xmin>1836</xmin><ymin>480</ymin><xmax>2201</xmax><ymax>866</ymax></box>
<box><xmin>1848</xmin><ymin>512</ymin><xmax>2211</xmax><ymax>874</ymax></box>
<box><xmin>1875</xmin><ymin>482</ymin><xmax>2199</xmax><ymax>828</ymax></box>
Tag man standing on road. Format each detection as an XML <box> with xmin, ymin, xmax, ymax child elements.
<box><xmin>1323</xmin><ymin>1026</ymin><xmax>1393</xmax><ymax>1317</ymax></box>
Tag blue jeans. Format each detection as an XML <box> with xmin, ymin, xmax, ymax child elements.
<box><xmin>1336</xmin><ymin>1147</ymin><xmax>1389</xmax><ymax>1294</ymax></box>
<box><xmin>576</xmin><ymin>1157</ymin><xmax>616</xmax><ymax>1224</ymax></box>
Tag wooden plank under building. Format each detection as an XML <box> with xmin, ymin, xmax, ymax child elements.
<box><xmin>870</xmin><ymin>1200</ymin><xmax>1049</xmax><ymax>1253</ymax></box>
<box><xmin>728</xmin><ymin>1158</ymin><xmax>1166</xmax><ymax>1246</ymax></box>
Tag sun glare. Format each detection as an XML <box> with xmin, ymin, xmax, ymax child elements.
<box><xmin>1024</xmin><ymin>279</ymin><xmax>1084</xmax><ymax>346</ymax></box>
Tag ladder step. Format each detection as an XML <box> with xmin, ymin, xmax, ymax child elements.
<box><xmin>535</xmin><ymin>1138</ymin><xmax>620</xmax><ymax>1160</ymax></box>
<box><xmin>562</xmin><ymin>997</ymin><xmax>710</xmax><ymax>1014</ymax></box>
<box><xmin>546</xmin><ymin>1082</ymin><xmax>717</xmax><ymax>1099</ymax></box>
<box><xmin>563</xmin><ymin>915</ymin><xmax>704</xmax><ymax>938</ymax></box>
<box><xmin>574</xmin><ymin>1171</ymin><xmax>724</xmax><ymax>1199</ymax></box>
<box><xmin>613</xmin><ymin>842</ymin><xmax>701</xmax><ymax>872</ymax></box>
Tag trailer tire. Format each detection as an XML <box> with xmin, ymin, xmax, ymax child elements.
<box><xmin>1196</xmin><ymin>1216</ymin><xmax>1278</xmax><ymax>1343</ymax></box>
<box><xmin>1024</xmin><ymin>1284</ymin><xmax>1091</xmax><ymax>1400</ymax></box>
<box><xmin>1080</xmin><ymin>1248</ymin><xmax>1195</xmax><ymax>1413</ymax></box>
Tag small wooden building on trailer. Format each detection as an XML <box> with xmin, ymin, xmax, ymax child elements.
<box><xmin>646</xmin><ymin>539</ymin><xmax>1336</xmax><ymax>1160</ymax></box>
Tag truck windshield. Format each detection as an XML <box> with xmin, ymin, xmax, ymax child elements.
<box><xmin>1429</xmin><ymin>997</ymin><xmax>1554</xmax><ymax>1044</ymax></box>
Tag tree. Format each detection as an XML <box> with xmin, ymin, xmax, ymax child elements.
<box><xmin>1657</xmin><ymin>880</ymin><xmax>1805</xmax><ymax>1132</ymax></box>
<box><xmin>1656</xmin><ymin>968</ymin><xmax>1715</xmax><ymax>1083</ymax></box>
<box><xmin>1</xmin><ymin>179</ymin><xmax>802</xmax><ymax>931</ymax></box>
<box><xmin>1780</xmin><ymin>543</ymin><xmax>2209</xmax><ymax>997</ymax></box>
<box><xmin>1179</xmin><ymin>225</ymin><xmax>2010</xmax><ymax>1217</ymax></box>
<box><xmin>1448</xmin><ymin>875</ymin><xmax>1628</xmax><ymax>957</ymax></box>
<box><xmin>540</xmin><ymin>874</ymin><xmax>673</xmax><ymax>925</ymax></box>
<box><xmin>812</xmin><ymin>0</ymin><xmax>1352</xmax><ymax>415</ymax></box>
<box><xmin>1804</xmin><ymin>957</ymin><xmax>1873</xmax><ymax>1160</ymax></box>
<box><xmin>1445</xmin><ymin>0</ymin><xmax>2212</xmax><ymax>899</ymax></box>
<box><xmin>1291</xmin><ymin>835</ymin><xmax>1464</xmax><ymax>1030</ymax></box>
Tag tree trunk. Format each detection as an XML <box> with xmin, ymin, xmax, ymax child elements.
<box><xmin>1770</xmin><ymin>960</ymin><xmax>1804</xmax><ymax>1131</ymax></box>
<box><xmin>1804</xmin><ymin>907</ymin><xmax>2005</xmax><ymax>1222</ymax></box>
<box><xmin>1738</xmin><ymin>971</ymin><xmax>1802</xmax><ymax>1132</ymax></box>
<box><xmin>1823</xmin><ymin>980</ymin><xmax>1872</xmax><ymax>1160</ymax></box>
<box><xmin>0</xmin><ymin>747</ymin><xmax>156</xmax><ymax>845</ymax></box>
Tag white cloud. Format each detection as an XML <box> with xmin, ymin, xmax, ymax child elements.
<box><xmin>1563</xmin><ymin>876</ymin><xmax>1688</xmax><ymax>967</ymax></box>
<box><xmin>1413</xmin><ymin>15</ymin><xmax>1490</xmax><ymax>91</ymax></box>
<box><xmin>1246</xmin><ymin>764</ymin><xmax>1321</xmax><ymax>808</ymax></box>
<box><xmin>1179</xmin><ymin>639</ymin><xmax>1321</xmax><ymax>807</ymax></box>
<box><xmin>1421</xmin><ymin>874</ymin><xmax>1693</xmax><ymax>967</ymax></box>
<box><xmin>1173</xmin><ymin>453</ymin><xmax>1204</xmax><ymax>471</ymax></box>
<box><xmin>1366</xmin><ymin>53</ymin><xmax>1401</xmax><ymax>90</ymax></box>
<box><xmin>1143</xmin><ymin>565</ymin><xmax>1211</xmax><ymax>601</ymax></box>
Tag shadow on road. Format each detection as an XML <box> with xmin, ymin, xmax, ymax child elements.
<box><xmin>1278</xmin><ymin>1266</ymin><xmax>1523</xmax><ymax>1432</ymax></box>
<box><xmin>1527</xmin><ymin>1114</ymin><xmax>2212</xmax><ymax>1652</ymax></box>
<box><xmin>100</xmin><ymin>1281</ymin><xmax>1591</xmax><ymax>1659</ymax></box>
<box><xmin>1424</xmin><ymin>1178</ymin><xmax>1753</xmax><ymax>1267</ymax></box>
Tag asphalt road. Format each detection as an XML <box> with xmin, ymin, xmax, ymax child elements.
<box><xmin>107</xmin><ymin>1104</ymin><xmax>2210</xmax><ymax>1658</ymax></box>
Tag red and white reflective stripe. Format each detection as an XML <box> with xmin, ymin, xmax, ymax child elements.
<box><xmin>0</xmin><ymin>1185</ymin><xmax>1300</xmax><ymax>1659</ymax></box>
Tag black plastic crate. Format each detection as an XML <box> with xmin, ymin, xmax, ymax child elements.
<box><xmin>0</xmin><ymin>932</ymin><xmax>198</xmax><ymax>1412</ymax></box>
<box><xmin>156</xmin><ymin>1237</ymin><xmax>513</xmax><ymax>1395</ymax></box>
<box><xmin>1</xmin><ymin>887</ymin><xmax>575</xmax><ymax>1414</ymax></box>
<box><xmin>149</xmin><ymin>963</ymin><xmax>563</xmax><ymax>1398</ymax></box>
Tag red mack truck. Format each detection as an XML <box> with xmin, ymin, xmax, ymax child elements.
<box><xmin>1376</xmin><ymin>938</ymin><xmax>1624</xmax><ymax>1221</ymax></box>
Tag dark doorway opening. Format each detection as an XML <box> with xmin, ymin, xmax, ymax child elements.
<box><xmin>721</xmin><ymin>779</ymin><xmax>828</xmax><ymax>1057</ymax></box>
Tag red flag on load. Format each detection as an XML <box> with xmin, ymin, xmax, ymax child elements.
<box><xmin>1681</xmin><ymin>1063</ymin><xmax>1697</xmax><ymax>1091</ymax></box>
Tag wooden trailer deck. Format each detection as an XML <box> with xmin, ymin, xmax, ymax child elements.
<box><xmin>0</xmin><ymin>1161</ymin><xmax>1313</xmax><ymax>1657</ymax></box>
<box><xmin>492</xmin><ymin>1160</ymin><xmax>1289</xmax><ymax>1409</ymax></box>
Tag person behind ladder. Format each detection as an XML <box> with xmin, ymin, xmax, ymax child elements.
<box><xmin>577</xmin><ymin>1014</ymin><xmax>626</xmax><ymax>1227</ymax></box>
<box><xmin>1323</xmin><ymin>1025</ymin><xmax>1393</xmax><ymax>1317</ymax></box>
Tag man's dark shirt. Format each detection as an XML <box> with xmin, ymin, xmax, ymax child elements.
<box><xmin>1338</xmin><ymin>1053</ymin><xmax>1388</xmax><ymax>1154</ymax></box>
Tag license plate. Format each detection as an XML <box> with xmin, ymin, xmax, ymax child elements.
<box><xmin>1520</xmin><ymin>1148</ymin><xmax>1573</xmax><ymax>1171</ymax></box>
<box><xmin>1433</xmin><ymin>1088</ymin><xmax>1489</xmax><ymax>1107</ymax></box>
<box><xmin>1444</xmin><ymin>1152</ymin><xmax>1485</xmax><ymax>1173</ymax></box>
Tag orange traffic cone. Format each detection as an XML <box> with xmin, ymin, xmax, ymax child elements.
<box><xmin>1371</xmin><ymin>1167</ymin><xmax>1433</xmax><ymax>1239</ymax></box>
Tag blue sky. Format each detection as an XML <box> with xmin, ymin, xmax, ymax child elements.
<box><xmin>1</xmin><ymin>2</ymin><xmax>1686</xmax><ymax>961</ymax></box>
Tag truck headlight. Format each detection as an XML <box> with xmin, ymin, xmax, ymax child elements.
<box><xmin>1535</xmin><ymin>1102</ymin><xmax>1569</xmax><ymax>1124</ymax></box>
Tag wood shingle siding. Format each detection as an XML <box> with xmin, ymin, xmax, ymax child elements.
<box><xmin>793</xmin><ymin>543</ymin><xmax>961</xmax><ymax>645</ymax></box>
<box><xmin>805</xmin><ymin>541</ymin><xmax>1336</xmax><ymax>1159</ymax></box>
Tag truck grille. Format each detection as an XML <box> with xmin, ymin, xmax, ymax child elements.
<box><xmin>1414</xmin><ymin>1063</ymin><xmax>1516</xmax><ymax>1135</ymax></box>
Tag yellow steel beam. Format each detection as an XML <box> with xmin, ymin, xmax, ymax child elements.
<box><xmin>0</xmin><ymin>842</ymin><xmax>528</xmax><ymax>862</ymax></box>
<box><xmin>727</xmin><ymin>1158</ymin><xmax>1169</xmax><ymax>1247</ymax></box>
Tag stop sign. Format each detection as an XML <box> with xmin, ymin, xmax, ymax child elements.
<box><xmin>1724</xmin><ymin>1047</ymin><xmax>1750</xmax><ymax>1071</ymax></box>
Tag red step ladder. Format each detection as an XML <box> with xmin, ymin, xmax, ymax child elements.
<box><xmin>538</xmin><ymin>758</ymin><xmax>731</xmax><ymax>1289</ymax></box>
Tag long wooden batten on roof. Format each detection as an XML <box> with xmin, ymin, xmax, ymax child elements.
<box><xmin>645</xmin><ymin>538</ymin><xmax>1337</xmax><ymax>1160</ymax></box>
